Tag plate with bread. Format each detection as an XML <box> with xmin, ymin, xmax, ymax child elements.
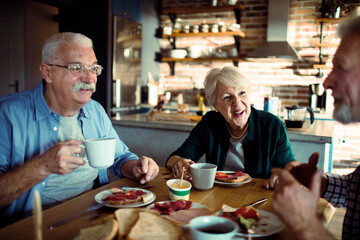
<box><xmin>94</xmin><ymin>187</ymin><xmax>156</xmax><ymax>208</ymax></box>
<box><xmin>77</xmin><ymin>208</ymin><xmax>184</xmax><ymax>240</ymax></box>
<box><xmin>214</xmin><ymin>171</ymin><xmax>252</xmax><ymax>187</ymax></box>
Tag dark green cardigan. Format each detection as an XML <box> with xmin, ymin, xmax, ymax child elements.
<box><xmin>167</xmin><ymin>107</ymin><xmax>295</xmax><ymax>179</ymax></box>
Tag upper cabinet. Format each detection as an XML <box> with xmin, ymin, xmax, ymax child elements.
<box><xmin>157</xmin><ymin>4</ymin><xmax>246</xmax><ymax>75</ymax></box>
<box><xmin>113</xmin><ymin>0</ymin><xmax>141</xmax><ymax>22</ymax></box>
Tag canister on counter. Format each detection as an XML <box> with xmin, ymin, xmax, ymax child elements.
<box><xmin>264</xmin><ymin>97</ymin><xmax>269</xmax><ymax>112</ymax></box>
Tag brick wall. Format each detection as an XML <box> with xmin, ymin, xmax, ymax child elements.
<box><xmin>159</xmin><ymin>0</ymin><xmax>336</xmax><ymax>109</ymax></box>
<box><xmin>158</xmin><ymin>0</ymin><xmax>360</xmax><ymax>171</ymax></box>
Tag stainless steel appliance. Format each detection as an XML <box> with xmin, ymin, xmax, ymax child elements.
<box><xmin>112</xmin><ymin>16</ymin><xmax>142</xmax><ymax>115</ymax></box>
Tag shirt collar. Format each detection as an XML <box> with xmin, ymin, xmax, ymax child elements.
<box><xmin>33</xmin><ymin>81</ymin><xmax>53</xmax><ymax>121</ymax></box>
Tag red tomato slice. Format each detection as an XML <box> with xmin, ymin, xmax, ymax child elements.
<box><xmin>235</xmin><ymin>206</ymin><xmax>260</xmax><ymax>220</ymax></box>
<box><xmin>125</xmin><ymin>190</ymin><xmax>135</xmax><ymax>196</ymax></box>
<box><xmin>227</xmin><ymin>175</ymin><xmax>238</xmax><ymax>180</ymax></box>
<box><xmin>234</xmin><ymin>171</ymin><xmax>245</xmax><ymax>176</ymax></box>
<box><xmin>216</xmin><ymin>172</ymin><xmax>229</xmax><ymax>178</ymax></box>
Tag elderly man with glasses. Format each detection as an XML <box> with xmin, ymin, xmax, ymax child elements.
<box><xmin>0</xmin><ymin>32</ymin><xmax>159</xmax><ymax>226</ymax></box>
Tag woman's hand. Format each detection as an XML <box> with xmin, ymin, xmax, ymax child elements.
<box><xmin>167</xmin><ymin>156</ymin><xmax>194</xmax><ymax>180</ymax></box>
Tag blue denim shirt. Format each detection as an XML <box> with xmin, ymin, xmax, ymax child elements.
<box><xmin>0</xmin><ymin>81</ymin><xmax>137</xmax><ymax>223</ymax></box>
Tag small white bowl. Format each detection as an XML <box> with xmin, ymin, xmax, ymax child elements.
<box><xmin>169</xmin><ymin>49</ymin><xmax>187</xmax><ymax>59</ymax></box>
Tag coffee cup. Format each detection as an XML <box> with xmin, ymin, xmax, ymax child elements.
<box><xmin>190</xmin><ymin>163</ymin><xmax>217</xmax><ymax>190</ymax></box>
<box><xmin>83</xmin><ymin>138</ymin><xmax>116</xmax><ymax>168</ymax></box>
<box><xmin>166</xmin><ymin>179</ymin><xmax>192</xmax><ymax>200</ymax></box>
<box><xmin>189</xmin><ymin>215</ymin><xmax>238</xmax><ymax>240</ymax></box>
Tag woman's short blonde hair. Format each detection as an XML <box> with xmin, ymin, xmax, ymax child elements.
<box><xmin>203</xmin><ymin>66</ymin><xmax>249</xmax><ymax>107</ymax></box>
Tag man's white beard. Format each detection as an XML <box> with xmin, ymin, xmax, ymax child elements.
<box><xmin>333</xmin><ymin>102</ymin><xmax>360</xmax><ymax>124</ymax></box>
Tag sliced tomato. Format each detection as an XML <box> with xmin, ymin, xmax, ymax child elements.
<box><xmin>234</xmin><ymin>171</ymin><xmax>245</xmax><ymax>176</ymax></box>
<box><xmin>135</xmin><ymin>190</ymin><xmax>146</xmax><ymax>196</ymax></box>
<box><xmin>125</xmin><ymin>190</ymin><xmax>135</xmax><ymax>196</ymax></box>
<box><xmin>125</xmin><ymin>194</ymin><xmax>139</xmax><ymax>200</ymax></box>
<box><xmin>215</xmin><ymin>172</ymin><xmax>229</xmax><ymax>178</ymax></box>
<box><xmin>227</xmin><ymin>175</ymin><xmax>238</xmax><ymax>180</ymax></box>
<box><xmin>235</xmin><ymin>206</ymin><xmax>260</xmax><ymax>220</ymax></box>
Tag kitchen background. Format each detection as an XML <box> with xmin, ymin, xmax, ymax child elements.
<box><xmin>156</xmin><ymin>0</ymin><xmax>360</xmax><ymax>174</ymax></box>
<box><xmin>1</xmin><ymin>0</ymin><xmax>359</xmax><ymax>174</ymax></box>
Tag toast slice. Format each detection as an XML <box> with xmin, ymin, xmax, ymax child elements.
<box><xmin>114</xmin><ymin>208</ymin><xmax>159</xmax><ymax>240</ymax></box>
<box><xmin>125</xmin><ymin>212</ymin><xmax>183</xmax><ymax>240</ymax></box>
<box><xmin>215</xmin><ymin>173</ymin><xmax>249</xmax><ymax>183</ymax></box>
<box><xmin>79</xmin><ymin>219</ymin><xmax>118</xmax><ymax>240</ymax></box>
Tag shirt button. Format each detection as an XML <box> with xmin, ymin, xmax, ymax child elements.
<box><xmin>53</xmin><ymin>126</ymin><xmax>57</xmax><ymax>131</ymax></box>
<box><xmin>42</xmin><ymin>182</ymin><xmax>45</xmax><ymax>186</ymax></box>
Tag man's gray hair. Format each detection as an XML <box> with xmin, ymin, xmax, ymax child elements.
<box><xmin>338</xmin><ymin>16</ymin><xmax>360</xmax><ymax>38</ymax></box>
<box><xmin>42</xmin><ymin>32</ymin><xmax>93</xmax><ymax>63</ymax></box>
<box><xmin>203</xmin><ymin>66</ymin><xmax>249</xmax><ymax>107</ymax></box>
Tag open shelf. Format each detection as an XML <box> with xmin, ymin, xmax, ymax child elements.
<box><xmin>161</xmin><ymin>57</ymin><xmax>244</xmax><ymax>62</ymax></box>
<box><xmin>162</xmin><ymin>31</ymin><xmax>245</xmax><ymax>38</ymax></box>
<box><xmin>313</xmin><ymin>64</ymin><xmax>333</xmax><ymax>69</ymax></box>
<box><xmin>162</xmin><ymin>4</ymin><xmax>245</xmax><ymax>15</ymax></box>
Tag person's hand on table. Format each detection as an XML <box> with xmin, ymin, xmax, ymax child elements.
<box><xmin>172</xmin><ymin>158</ymin><xmax>195</xmax><ymax>181</ymax></box>
<box><xmin>271</xmin><ymin>168</ymin><xmax>330</xmax><ymax>239</ymax></box>
<box><xmin>133</xmin><ymin>156</ymin><xmax>159</xmax><ymax>184</ymax></box>
<box><xmin>264</xmin><ymin>160</ymin><xmax>300</xmax><ymax>189</ymax></box>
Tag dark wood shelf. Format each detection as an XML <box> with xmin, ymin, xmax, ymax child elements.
<box><xmin>162</xmin><ymin>4</ymin><xmax>245</xmax><ymax>15</ymax></box>
<box><xmin>316</xmin><ymin>18</ymin><xmax>344</xmax><ymax>24</ymax></box>
<box><xmin>161</xmin><ymin>57</ymin><xmax>244</xmax><ymax>62</ymax></box>
<box><xmin>315</xmin><ymin>43</ymin><xmax>339</xmax><ymax>48</ymax></box>
<box><xmin>313</xmin><ymin>64</ymin><xmax>333</xmax><ymax>69</ymax></box>
<box><xmin>162</xmin><ymin>31</ymin><xmax>245</xmax><ymax>38</ymax></box>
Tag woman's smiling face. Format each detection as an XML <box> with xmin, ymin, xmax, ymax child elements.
<box><xmin>213</xmin><ymin>81</ymin><xmax>251</xmax><ymax>130</ymax></box>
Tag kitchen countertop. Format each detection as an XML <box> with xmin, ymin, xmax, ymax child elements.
<box><xmin>111</xmin><ymin>113</ymin><xmax>337</xmax><ymax>143</ymax></box>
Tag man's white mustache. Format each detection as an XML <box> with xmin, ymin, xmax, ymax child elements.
<box><xmin>72</xmin><ymin>82</ymin><xmax>96</xmax><ymax>93</ymax></box>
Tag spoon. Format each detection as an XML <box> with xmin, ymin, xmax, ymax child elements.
<box><xmin>179</xmin><ymin>167</ymin><xmax>185</xmax><ymax>187</ymax></box>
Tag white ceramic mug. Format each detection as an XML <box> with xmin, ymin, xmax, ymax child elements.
<box><xmin>190</xmin><ymin>163</ymin><xmax>217</xmax><ymax>190</ymax></box>
<box><xmin>83</xmin><ymin>138</ymin><xmax>116</xmax><ymax>168</ymax></box>
<box><xmin>189</xmin><ymin>215</ymin><xmax>238</xmax><ymax>240</ymax></box>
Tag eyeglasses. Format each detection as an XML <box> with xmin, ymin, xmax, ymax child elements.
<box><xmin>46</xmin><ymin>63</ymin><xmax>103</xmax><ymax>76</ymax></box>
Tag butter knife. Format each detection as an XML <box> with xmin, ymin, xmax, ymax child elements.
<box><xmin>242</xmin><ymin>198</ymin><xmax>267</xmax><ymax>207</ymax></box>
<box><xmin>48</xmin><ymin>200</ymin><xmax>109</xmax><ymax>229</ymax></box>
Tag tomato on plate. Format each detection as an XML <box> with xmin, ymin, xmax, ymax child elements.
<box><xmin>234</xmin><ymin>171</ymin><xmax>245</xmax><ymax>177</ymax></box>
<box><xmin>215</xmin><ymin>172</ymin><xmax>229</xmax><ymax>178</ymax></box>
<box><xmin>235</xmin><ymin>206</ymin><xmax>260</xmax><ymax>220</ymax></box>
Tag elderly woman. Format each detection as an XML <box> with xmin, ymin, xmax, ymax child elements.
<box><xmin>166</xmin><ymin>66</ymin><xmax>298</xmax><ymax>188</ymax></box>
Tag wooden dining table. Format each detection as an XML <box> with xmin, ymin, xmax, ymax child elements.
<box><xmin>0</xmin><ymin>167</ymin><xmax>302</xmax><ymax>239</ymax></box>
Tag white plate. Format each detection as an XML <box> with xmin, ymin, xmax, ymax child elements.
<box><xmin>95</xmin><ymin>188</ymin><xmax>156</xmax><ymax>208</ymax></box>
<box><xmin>216</xmin><ymin>209</ymin><xmax>285</xmax><ymax>237</ymax></box>
<box><xmin>214</xmin><ymin>171</ymin><xmax>252</xmax><ymax>187</ymax></box>
<box><xmin>146</xmin><ymin>200</ymin><xmax>206</xmax><ymax>213</ymax></box>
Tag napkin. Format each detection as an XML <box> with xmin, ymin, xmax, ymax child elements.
<box><xmin>317</xmin><ymin>198</ymin><xmax>336</xmax><ymax>226</ymax></box>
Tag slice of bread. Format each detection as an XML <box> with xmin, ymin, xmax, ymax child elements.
<box><xmin>125</xmin><ymin>212</ymin><xmax>183</xmax><ymax>240</ymax></box>
<box><xmin>109</xmin><ymin>195</ymin><xmax>143</xmax><ymax>206</ymax></box>
<box><xmin>79</xmin><ymin>219</ymin><xmax>118</xmax><ymax>240</ymax></box>
<box><xmin>114</xmin><ymin>208</ymin><xmax>159</xmax><ymax>240</ymax></box>
<box><xmin>216</xmin><ymin>173</ymin><xmax>249</xmax><ymax>183</ymax></box>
